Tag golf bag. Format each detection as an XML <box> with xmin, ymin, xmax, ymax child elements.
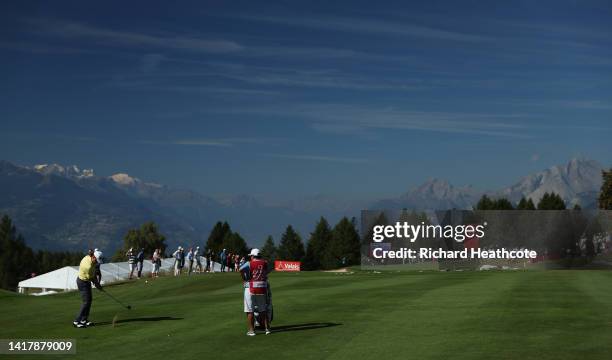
<box><xmin>254</xmin><ymin>285</ymin><xmax>273</xmax><ymax>329</ymax></box>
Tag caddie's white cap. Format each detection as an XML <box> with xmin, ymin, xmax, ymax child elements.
<box><xmin>94</xmin><ymin>250</ymin><xmax>104</xmax><ymax>263</ymax></box>
<box><xmin>249</xmin><ymin>248</ymin><xmax>260</xmax><ymax>257</ymax></box>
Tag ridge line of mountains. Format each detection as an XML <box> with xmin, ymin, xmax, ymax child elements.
<box><xmin>0</xmin><ymin>158</ymin><xmax>605</xmax><ymax>253</ymax></box>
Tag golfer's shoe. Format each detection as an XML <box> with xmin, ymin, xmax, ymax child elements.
<box><xmin>72</xmin><ymin>321</ymin><xmax>86</xmax><ymax>328</ymax></box>
<box><xmin>265</xmin><ymin>329</ymin><xmax>271</xmax><ymax>335</ymax></box>
<box><xmin>246</xmin><ymin>330</ymin><xmax>256</xmax><ymax>336</ymax></box>
<box><xmin>80</xmin><ymin>320</ymin><xmax>94</xmax><ymax>326</ymax></box>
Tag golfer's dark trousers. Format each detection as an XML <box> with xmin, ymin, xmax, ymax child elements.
<box><xmin>75</xmin><ymin>278</ymin><xmax>92</xmax><ymax>322</ymax></box>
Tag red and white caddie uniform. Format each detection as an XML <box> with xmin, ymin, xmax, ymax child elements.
<box><xmin>249</xmin><ymin>258</ymin><xmax>268</xmax><ymax>295</ymax></box>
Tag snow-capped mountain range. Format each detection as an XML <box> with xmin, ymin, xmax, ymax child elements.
<box><xmin>31</xmin><ymin>164</ymin><xmax>95</xmax><ymax>178</ymax></box>
<box><xmin>0</xmin><ymin>158</ymin><xmax>607</xmax><ymax>252</ymax></box>
<box><xmin>374</xmin><ymin>158</ymin><xmax>604</xmax><ymax>210</ymax></box>
<box><xmin>499</xmin><ymin>158</ymin><xmax>602</xmax><ymax>208</ymax></box>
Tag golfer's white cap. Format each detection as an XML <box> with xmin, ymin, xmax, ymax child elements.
<box><xmin>249</xmin><ymin>248</ymin><xmax>260</xmax><ymax>257</ymax></box>
<box><xmin>94</xmin><ymin>250</ymin><xmax>103</xmax><ymax>263</ymax></box>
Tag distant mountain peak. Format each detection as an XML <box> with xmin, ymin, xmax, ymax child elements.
<box><xmin>32</xmin><ymin>163</ymin><xmax>94</xmax><ymax>178</ymax></box>
<box><xmin>110</xmin><ymin>173</ymin><xmax>139</xmax><ymax>186</ymax></box>
<box><xmin>371</xmin><ymin>177</ymin><xmax>478</xmax><ymax>210</ymax></box>
<box><xmin>500</xmin><ymin>158</ymin><xmax>603</xmax><ymax>207</ymax></box>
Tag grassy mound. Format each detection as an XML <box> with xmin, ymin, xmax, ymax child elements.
<box><xmin>1</xmin><ymin>270</ymin><xmax>612</xmax><ymax>359</ymax></box>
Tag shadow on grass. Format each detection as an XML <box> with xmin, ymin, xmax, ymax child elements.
<box><xmin>97</xmin><ymin>316</ymin><xmax>183</xmax><ymax>326</ymax></box>
<box><xmin>271</xmin><ymin>322</ymin><xmax>342</xmax><ymax>333</ymax></box>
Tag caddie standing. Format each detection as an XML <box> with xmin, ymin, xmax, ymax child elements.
<box><xmin>239</xmin><ymin>248</ymin><xmax>270</xmax><ymax>336</ymax></box>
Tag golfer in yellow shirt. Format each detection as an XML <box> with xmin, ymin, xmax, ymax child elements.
<box><xmin>73</xmin><ymin>249</ymin><xmax>103</xmax><ymax>328</ymax></box>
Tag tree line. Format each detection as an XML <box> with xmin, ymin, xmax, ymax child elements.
<box><xmin>476</xmin><ymin>192</ymin><xmax>569</xmax><ymax>210</ymax></box>
<box><xmin>0</xmin><ymin>215</ymin><xmax>83</xmax><ymax>291</ymax></box>
<box><xmin>201</xmin><ymin>216</ymin><xmax>360</xmax><ymax>270</ymax></box>
<box><xmin>476</xmin><ymin>169</ymin><xmax>612</xmax><ymax>211</ymax></box>
<box><xmin>257</xmin><ymin>217</ymin><xmax>361</xmax><ymax>270</ymax></box>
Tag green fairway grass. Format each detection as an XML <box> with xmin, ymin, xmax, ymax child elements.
<box><xmin>2</xmin><ymin>271</ymin><xmax>612</xmax><ymax>360</ymax></box>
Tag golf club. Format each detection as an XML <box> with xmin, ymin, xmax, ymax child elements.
<box><xmin>100</xmin><ymin>289</ymin><xmax>132</xmax><ymax>310</ymax></box>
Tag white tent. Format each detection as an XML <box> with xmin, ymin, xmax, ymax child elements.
<box><xmin>17</xmin><ymin>266</ymin><xmax>79</xmax><ymax>293</ymax></box>
<box><xmin>18</xmin><ymin>256</ymin><xmax>222</xmax><ymax>294</ymax></box>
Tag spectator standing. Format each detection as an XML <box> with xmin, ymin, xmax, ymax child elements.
<box><xmin>227</xmin><ymin>252</ymin><xmax>234</xmax><ymax>272</ymax></box>
<box><xmin>194</xmin><ymin>246</ymin><xmax>202</xmax><ymax>273</ymax></box>
<box><xmin>126</xmin><ymin>248</ymin><xmax>136</xmax><ymax>279</ymax></box>
<box><xmin>152</xmin><ymin>249</ymin><xmax>161</xmax><ymax>277</ymax></box>
<box><xmin>205</xmin><ymin>249</ymin><xmax>213</xmax><ymax>272</ymax></box>
<box><xmin>179</xmin><ymin>247</ymin><xmax>186</xmax><ymax>273</ymax></box>
<box><xmin>220</xmin><ymin>249</ymin><xmax>227</xmax><ymax>272</ymax></box>
<box><xmin>187</xmin><ymin>248</ymin><xmax>194</xmax><ymax>275</ymax></box>
<box><xmin>172</xmin><ymin>246</ymin><xmax>182</xmax><ymax>276</ymax></box>
<box><xmin>136</xmin><ymin>248</ymin><xmax>145</xmax><ymax>278</ymax></box>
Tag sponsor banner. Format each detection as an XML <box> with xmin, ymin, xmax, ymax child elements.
<box><xmin>275</xmin><ymin>260</ymin><xmax>301</xmax><ymax>272</ymax></box>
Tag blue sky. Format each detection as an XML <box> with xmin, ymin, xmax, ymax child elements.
<box><xmin>1</xmin><ymin>0</ymin><xmax>611</xmax><ymax>199</ymax></box>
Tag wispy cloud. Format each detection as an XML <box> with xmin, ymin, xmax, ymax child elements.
<box><xmin>0</xmin><ymin>41</ymin><xmax>96</xmax><ymax>54</ymax></box>
<box><xmin>216</xmin><ymin>103</ymin><xmax>533</xmax><ymax>138</ymax></box>
<box><xmin>109</xmin><ymin>79</ymin><xmax>281</xmax><ymax>96</ymax></box>
<box><xmin>265</xmin><ymin>153</ymin><xmax>368</xmax><ymax>164</ymax></box>
<box><xmin>21</xmin><ymin>18</ymin><xmax>418</xmax><ymax>64</ymax></box>
<box><xmin>104</xmin><ymin>60</ymin><xmax>424</xmax><ymax>92</ymax></box>
<box><xmin>139</xmin><ymin>137</ymin><xmax>280</xmax><ymax>147</ymax></box>
<box><xmin>139</xmin><ymin>139</ymin><xmax>232</xmax><ymax>147</ymax></box>
<box><xmin>26</xmin><ymin>18</ymin><xmax>243</xmax><ymax>53</ymax></box>
<box><xmin>244</xmin><ymin>45</ymin><xmax>416</xmax><ymax>62</ymax></box>
<box><xmin>200</xmin><ymin>63</ymin><xmax>423</xmax><ymax>91</ymax></box>
<box><xmin>238</xmin><ymin>15</ymin><xmax>489</xmax><ymax>42</ymax></box>
<box><xmin>493</xmin><ymin>20</ymin><xmax>612</xmax><ymax>43</ymax></box>
<box><xmin>503</xmin><ymin>98</ymin><xmax>612</xmax><ymax>111</ymax></box>
<box><xmin>559</xmin><ymin>100</ymin><xmax>612</xmax><ymax>110</ymax></box>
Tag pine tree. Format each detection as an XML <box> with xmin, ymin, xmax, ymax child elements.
<box><xmin>261</xmin><ymin>236</ymin><xmax>277</xmax><ymax>262</ymax></box>
<box><xmin>277</xmin><ymin>225</ymin><xmax>305</xmax><ymax>261</ymax></box>
<box><xmin>475</xmin><ymin>195</ymin><xmax>494</xmax><ymax>210</ymax></box>
<box><xmin>205</xmin><ymin>221</ymin><xmax>231</xmax><ymax>255</ymax></box>
<box><xmin>537</xmin><ymin>192</ymin><xmax>566</xmax><ymax>210</ymax></box>
<box><xmin>476</xmin><ymin>195</ymin><xmax>514</xmax><ymax>210</ymax></box>
<box><xmin>0</xmin><ymin>215</ymin><xmax>31</xmax><ymax>290</ymax></box>
<box><xmin>113</xmin><ymin>222</ymin><xmax>167</xmax><ymax>260</ymax></box>
<box><xmin>326</xmin><ymin>217</ymin><xmax>361</xmax><ymax>269</ymax></box>
<box><xmin>517</xmin><ymin>197</ymin><xmax>536</xmax><ymax>210</ymax></box>
<box><xmin>493</xmin><ymin>198</ymin><xmax>514</xmax><ymax>210</ymax></box>
<box><xmin>221</xmin><ymin>231</ymin><xmax>248</xmax><ymax>256</ymax></box>
<box><xmin>599</xmin><ymin>169</ymin><xmax>612</xmax><ymax>210</ymax></box>
<box><xmin>304</xmin><ymin>217</ymin><xmax>332</xmax><ymax>270</ymax></box>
